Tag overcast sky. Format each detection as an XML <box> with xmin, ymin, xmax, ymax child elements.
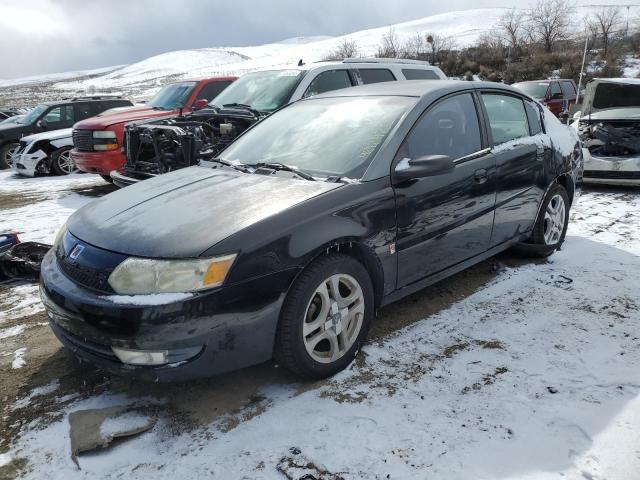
<box><xmin>0</xmin><ymin>0</ymin><xmax>632</xmax><ymax>79</ymax></box>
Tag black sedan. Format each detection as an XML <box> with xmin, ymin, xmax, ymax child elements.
<box><xmin>40</xmin><ymin>81</ymin><xmax>583</xmax><ymax>381</ymax></box>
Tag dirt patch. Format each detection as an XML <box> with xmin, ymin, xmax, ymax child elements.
<box><xmin>69</xmin><ymin>183</ymin><xmax>117</xmax><ymax>198</ymax></box>
<box><xmin>0</xmin><ymin>192</ymin><xmax>48</xmax><ymax>210</ymax></box>
<box><xmin>277</xmin><ymin>448</ymin><xmax>346</xmax><ymax>480</ymax></box>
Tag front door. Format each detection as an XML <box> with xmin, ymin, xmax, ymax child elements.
<box><xmin>394</xmin><ymin>92</ymin><xmax>497</xmax><ymax>288</ymax></box>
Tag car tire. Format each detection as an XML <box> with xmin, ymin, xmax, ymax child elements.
<box><xmin>100</xmin><ymin>174</ymin><xmax>114</xmax><ymax>184</ymax></box>
<box><xmin>0</xmin><ymin>142</ymin><xmax>20</xmax><ymax>169</ymax></box>
<box><xmin>274</xmin><ymin>253</ymin><xmax>374</xmax><ymax>379</ymax></box>
<box><xmin>50</xmin><ymin>147</ymin><xmax>76</xmax><ymax>176</ymax></box>
<box><xmin>524</xmin><ymin>183</ymin><xmax>570</xmax><ymax>257</ymax></box>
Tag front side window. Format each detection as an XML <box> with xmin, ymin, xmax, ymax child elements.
<box><xmin>211</xmin><ymin>70</ymin><xmax>305</xmax><ymax>113</ymax></box>
<box><xmin>17</xmin><ymin>104</ymin><xmax>47</xmax><ymax>124</ymax></box>
<box><xmin>481</xmin><ymin>94</ymin><xmax>530</xmax><ymax>145</ymax></box>
<box><xmin>359</xmin><ymin>69</ymin><xmax>396</xmax><ymax>84</ymax></box>
<box><xmin>304</xmin><ymin>70</ymin><xmax>353</xmax><ymax>98</ymax></box>
<box><xmin>561</xmin><ymin>81</ymin><xmax>576</xmax><ymax>97</ymax></box>
<box><xmin>220</xmin><ymin>96</ymin><xmax>415</xmax><ymax>179</ymax></box>
<box><xmin>400</xmin><ymin>93</ymin><xmax>482</xmax><ymax>161</ymax></box>
<box><xmin>402</xmin><ymin>69</ymin><xmax>440</xmax><ymax>80</ymax></box>
<box><xmin>198</xmin><ymin>81</ymin><xmax>233</xmax><ymax>102</ymax></box>
<box><xmin>148</xmin><ymin>81</ymin><xmax>198</xmax><ymax>110</ymax></box>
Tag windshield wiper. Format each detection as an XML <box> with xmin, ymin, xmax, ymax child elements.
<box><xmin>222</xmin><ymin>103</ymin><xmax>263</xmax><ymax>116</ymax></box>
<box><xmin>253</xmin><ymin>162</ymin><xmax>316</xmax><ymax>181</ymax></box>
<box><xmin>209</xmin><ymin>157</ymin><xmax>250</xmax><ymax>173</ymax></box>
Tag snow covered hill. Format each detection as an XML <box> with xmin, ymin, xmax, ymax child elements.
<box><xmin>0</xmin><ymin>5</ymin><xmax>628</xmax><ymax>102</ymax></box>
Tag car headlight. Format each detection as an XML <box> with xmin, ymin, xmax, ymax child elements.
<box><xmin>93</xmin><ymin>130</ymin><xmax>117</xmax><ymax>139</ymax></box>
<box><xmin>107</xmin><ymin>254</ymin><xmax>237</xmax><ymax>295</ymax></box>
<box><xmin>53</xmin><ymin>223</ymin><xmax>67</xmax><ymax>247</ymax></box>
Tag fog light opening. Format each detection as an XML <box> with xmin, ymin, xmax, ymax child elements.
<box><xmin>112</xmin><ymin>347</ymin><xmax>168</xmax><ymax>366</ymax></box>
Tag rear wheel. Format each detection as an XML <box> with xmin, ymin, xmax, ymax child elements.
<box><xmin>50</xmin><ymin>147</ymin><xmax>76</xmax><ymax>175</ymax></box>
<box><xmin>0</xmin><ymin>142</ymin><xmax>20</xmax><ymax>169</ymax></box>
<box><xmin>527</xmin><ymin>184</ymin><xmax>570</xmax><ymax>257</ymax></box>
<box><xmin>275</xmin><ymin>254</ymin><xmax>374</xmax><ymax>379</ymax></box>
<box><xmin>100</xmin><ymin>174</ymin><xmax>114</xmax><ymax>184</ymax></box>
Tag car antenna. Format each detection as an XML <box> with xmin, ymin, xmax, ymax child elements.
<box><xmin>298</xmin><ymin>59</ymin><xmax>304</xmax><ymax>67</ymax></box>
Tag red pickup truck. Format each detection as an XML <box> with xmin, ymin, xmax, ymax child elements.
<box><xmin>71</xmin><ymin>77</ymin><xmax>235</xmax><ymax>181</ymax></box>
<box><xmin>511</xmin><ymin>79</ymin><xmax>581</xmax><ymax>118</ymax></box>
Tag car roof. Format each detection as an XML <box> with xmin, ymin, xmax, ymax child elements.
<box><xmin>514</xmin><ymin>79</ymin><xmax>573</xmax><ymax>84</ymax></box>
<box><xmin>311</xmin><ymin>80</ymin><xmax>522</xmax><ymax>99</ymax></box>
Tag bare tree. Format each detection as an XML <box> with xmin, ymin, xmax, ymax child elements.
<box><xmin>323</xmin><ymin>38</ymin><xmax>360</xmax><ymax>60</ymax></box>
<box><xmin>377</xmin><ymin>27</ymin><xmax>402</xmax><ymax>58</ymax></box>
<box><xmin>425</xmin><ymin>33</ymin><xmax>456</xmax><ymax>63</ymax></box>
<box><xmin>592</xmin><ymin>7</ymin><xmax>622</xmax><ymax>56</ymax></box>
<box><xmin>403</xmin><ymin>32</ymin><xmax>429</xmax><ymax>58</ymax></box>
<box><xmin>498</xmin><ymin>8</ymin><xmax>526</xmax><ymax>49</ymax></box>
<box><xmin>527</xmin><ymin>0</ymin><xmax>575</xmax><ymax>53</ymax></box>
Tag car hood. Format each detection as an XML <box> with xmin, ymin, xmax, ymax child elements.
<box><xmin>580</xmin><ymin>79</ymin><xmax>640</xmax><ymax>118</ymax></box>
<box><xmin>73</xmin><ymin>106</ymin><xmax>177</xmax><ymax>129</ymax></box>
<box><xmin>22</xmin><ymin>128</ymin><xmax>72</xmax><ymax>143</ymax></box>
<box><xmin>579</xmin><ymin>108</ymin><xmax>640</xmax><ymax>122</ymax></box>
<box><xmin>68</xmin><ymin>166</ymin><xmax>341</xmax><ymax>258</ymax></box>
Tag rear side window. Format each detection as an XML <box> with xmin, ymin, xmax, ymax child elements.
<box><xmin>550</xmin><ymin>82</ymin><xmax>562</xmax><ymax>98</ymax></box>
<box><xmin>304</xmin><ymin>70</ymin><xmax>353</xmax><ymax>98</ymax></box>
<box><xmin>402</xmin><ymin>69</ymin><xmax>440</xmax><ymax>80</ymax></box>
<box><xmin>198</xmin><ymin>81</ymin><xmax>233</xmax><ymax>101</ymax></box>
<box><xmin>525</xmin><ymin>100</ymin><xmax>543</xmax><ymax>135</ymax></box>
<box><xmin>481</xmin><ymin>94</ymin><xmax>530</xmax><ymax>145</ymax></box>
<box><xmin>43</xmin><ymin>105</ymin><xmax>75</xmax><ymax>126</ymax></box>
<box><xmin>400</xmin><ymin>93</ymin><xmax>482</xmax><ymax>161</ymax></box>
<box><xmin>359</xmin><ymin>69</ymin><xmax>396</xmax><ymax>84</ymax></box>
<box><xmin>560</xmin><ymin>81</ymin><xmax>576</xmax><ymax>97</ymax></box>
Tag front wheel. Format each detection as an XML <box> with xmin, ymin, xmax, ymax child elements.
<box><xmin>50</xmin><ymin>147</ymin><xmax>76</xmax><ymax>175</ymax></box>
<box><xmin>275</xmin><ymin>253</ymin><xmax>374</xmax><ymax>379</ymax></box>
<box><xmin>527</xmin><ymin>184</ymin><xmax>570</xmax><ymax>257</ymax></box>
<box><xmin>0</xmin><ymin>142</ymin><xmax>20</xmax><ymax>169</ymax></box>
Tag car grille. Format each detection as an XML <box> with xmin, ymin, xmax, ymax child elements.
<box><xmin>584</xmin><ymin>170</ymin><xmax>640</xmax><ymax>180</ymax></box>
<box><xmin>72</xmin><ymin>129</ymin><xmax>93</xmax><ymax>152</ymax></box>
<box><xmin>56</xmin><ymin>245</ymin><xmax>114</xmax><ymax>293</ymax></box>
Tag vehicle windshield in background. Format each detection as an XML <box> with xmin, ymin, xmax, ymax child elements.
<box><xmin>17</xmin><ymin>105</ymin><xmax>46</xmax><ymax>124</ymax></box>
<box><xmin>210</xmin><ymin>70</ymin><xmax>305</xmax><ymax>113</ymax></box>
<box><xmin>148</xmin><ymin>81</ymin><xmax>197</xmax><ymax>110</ymax></box>
<box><xmin>220</xmin><ymin>96</ymin><xmax>415</xmax><ymax>179</ymax></box>
<box><xmin>512</xmin><ymin>81</ymin><xmax>549</xmax><ymax>99</ymax></box>
<box><xmin>592</xmin><ymin>82</ymin><xmax>640</xmax><ymax>112</ymax></box>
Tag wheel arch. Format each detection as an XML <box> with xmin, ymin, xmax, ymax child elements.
<box><xmin>555</xmin><ymin>173</ymin><xmax>575</xmax><ymax>206</ymax></box>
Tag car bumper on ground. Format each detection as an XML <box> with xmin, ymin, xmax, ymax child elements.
<box><xmin>583</xmin><ymin>153</ymin><xmax>640</xmax><ymax>186</ymax></box>
<box><xmin>109</xmin><ymin>170</ymin><xmax>148</xmax><ymax>188</ymax></box>
<box><xmin>72</xmin><ymin>149</ymin><xmax>125</xmax><ymax>176</ymax></box>
<box><xmin>11</xmin><ymin>151</ymin><xmax>45</xmax><ymax>177</ymax></box>
<box><xmin>40</xmin><ymin>248</ymin><xmax>298</xmax><ymax>381</ymax></box>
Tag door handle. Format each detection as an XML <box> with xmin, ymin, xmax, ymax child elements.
<box><xmin>474</xmin><ymin>169</ymin><xmax>488</xmax><ymax>184</ymax></box>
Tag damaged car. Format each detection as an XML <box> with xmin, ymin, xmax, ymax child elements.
<box><xmin>112</xmin><ymin>59</ymin><xmax>446</xmax><ymax>187</ymax></box>
<box><xmin>574</xmin><ymin>78</ymin><xmax>640</xmax><ymax>186</ymax></box>
<box><xmin>11</xmin><ymin>128</ymin><xmax>75</xmax><ymax>176</ymax></box>
<box><xmin>41</xmin><ymin>81</ymin><xmax>582</xmax><ymax>382</ymax></box>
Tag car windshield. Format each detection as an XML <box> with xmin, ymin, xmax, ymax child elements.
<box><xmin>17</xmin><ymin>105</ymin><xmax>47</xmax><ymax>124</ymax></box>
<box><xmin>148</xmin><ymin>82</ymin><xmax>197</xmax><ymax>110</ymax></box>
<box><xmin>219</xmin><ymin>96</ymin><xmax>415</xmax><ymax>179</ymax></box>
<box><xmin>210</xmin><ymin>70</ymin><xmax>305</xmax><ymax>113</ymax></box>
<box><xmin>512</xmin><ymin>82</ymin><xmax>549</xmax><ymax>99</ymax></box>
<box><xmin>591</xmin><ymin>82</ymin><xmax>640</xmax><ymax>112</ymax></box>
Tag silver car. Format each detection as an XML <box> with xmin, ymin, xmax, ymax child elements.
<box><xmin>573</xmin><ymin>78</ymin><xmax>640</xmax><ymax>186</ymax></box>
<box><xmin>10</xmin><ymin>128</ymin><xmax>76</xmax><ymax>177</ymax></box>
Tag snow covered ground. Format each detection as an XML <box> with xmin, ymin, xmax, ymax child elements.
<box><xmin>0</xmin><ymin>170</ymin><xmax>638</xmax><ymax>479</ymax></box>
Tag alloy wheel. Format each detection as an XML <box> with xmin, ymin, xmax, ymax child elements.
<box><xmin>5</xmin><ymin>143</ymin><xmax>19</xmax><ymax>167</ymax></box>
<box><xmin>543</xmin><ymin>193</ymin><xmax>566</xmax><ymax>245</ymax></box>
<box><xmin>302</xmin><ymin>273</ymin><xmax>365</xmax><ymax>364</ymax></box>
<box><xmin>57</xmin><ymin>149</ymin><xmax>76</xmax><ymax>174</ymax></box>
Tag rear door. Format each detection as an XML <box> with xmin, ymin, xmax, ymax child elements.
<box><xmin>356</xmin><ymin>68</ymin><xmax>396</xmax><ymax>85</ymax></box>
<box><xmin>394</xmin><ymin>91</ymin><xmax>497</xmax><ymax>287</ymax></box>
<box><xmin>479</xmin><ymin>92</ymin><xmax>547</xmax><ymax>246</ymax></box>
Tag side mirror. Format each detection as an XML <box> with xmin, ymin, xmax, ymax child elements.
<box><xmin>192</xmin><ymin>99</ymin><xmax>209</xmax><ymax>111</ymax></box>
<box><xmin>394</xmin><ymin>154</ymin><xmax>455</xmax><ymax>182</ymax></box>
<box><xmin>37</xmin><ymin>119</ymin><xmax>47</xmax><ymax>129</ymax></box>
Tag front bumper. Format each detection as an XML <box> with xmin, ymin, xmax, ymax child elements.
<box><xmin>583</xmin><ymin>152</ymin><xmax>640</xmax><ymax>186</ymax></box>
<box><xmin>11</xmin><ymin>151</ymin><xmax>45</xmax><ymax>177</ymax></box>
<box><xmin>40</xmin><ymin>249</ymin><xmax>298</xmax><ymax>381</ymax></box>
<box><xmin>72</xmin><ymin>149</ymin><xmax>125</xmax><ymax>176</ymax></box>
